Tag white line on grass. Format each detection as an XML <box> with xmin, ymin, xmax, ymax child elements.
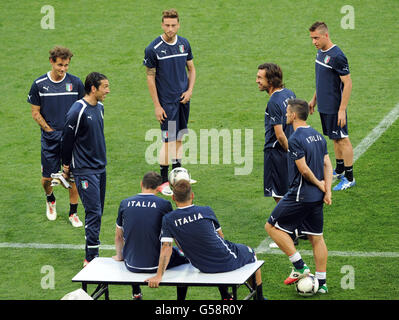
<box><xmin>256</xmin><ymin>103</ymin><xmax>399</xmax><ymax>255</ymax></box>
<box><xmin>254</xmin><ymin>238</ymin><xmax>399</xmax><ymax>258</ymax></box>
<box><xmin>1</xmin><ymin>241</ymin><xmax>398</xmax><ymax>258</ymax></box>
<box><xmin>0</xmin><ymin>242</ymin><xmax>115</xmax><ymax>250</ymax></box>
<box><xmin>353</xmin><ymin>103</ymin><xmax>399</xmax><ymax>162</ymax></box>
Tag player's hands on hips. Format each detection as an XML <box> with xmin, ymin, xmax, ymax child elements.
<box><xmin>337</xmin><ymin>109</ymin><xmax>346</xmax><ymax>128</ymax></box>
<box><xmin>145</xmin><ymin>275</ymin><xmax>162</xmax><ymax>288</ymax></box>
<box><xmin>155</xmin><ymin>105</ymin><xmax>167</xmax><ymax>124</ymax></box>
<box><xmin>180</xmin><ymin>89</ymin><xmax>192</xmax><ymax>104</ymax></box>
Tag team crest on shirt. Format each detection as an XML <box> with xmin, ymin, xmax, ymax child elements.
<box><xmin>81</xmin><ymin>180</ymin><xmax>89</xmax><ymax>190</ymax></box>
<box><xmin>324</xmin><ymin>55</ymin><xmax>331</xmax><ymax>64</ymax></box>
<box><xmin>179</xmin><ymin>45</ymin><xmax>185</xmax><ymax>53</ymax></box>
<box><xmin>66</xmin><ymin>83</ymin><xmax>73</xmax><ymax>92</ymax></box>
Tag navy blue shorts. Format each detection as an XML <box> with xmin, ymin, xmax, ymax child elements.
<box><xmin>161</xmin><ymin>101</ymin><xmax>190</xmax><ymax>142</ymax></box>
<box><xmin>220</xmin><ymin>241</ymin><xmax>257</xmax><ymax>272</ymax></box>
<box><xmin>234</xmin><ymin>243</ymin><xmax>257</xmax><ymax>267</ymax></box>
<box><xmin>40</xmin><ymin>131</ymin><xmax>63</xmax><ymax>178</ymax></box>
<box><xmin>267</xmin><ymin>197</ymin><xmax>324</xmax><ymax>235</ymax></box>
<box><xmin>320</xmin><ymin>112</ymin><xmax>349</xmax><ymax>140</ymax></box>
<box><xmin>264</xmin><ymin>148</ymin><xmax>289</xmax><ymax>198</ymax></box>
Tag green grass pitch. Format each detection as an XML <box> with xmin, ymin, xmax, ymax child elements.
<box><xmin>0</xmin><ymin>0</ymin><xmax>398</xmax><ymax>300</ymax></box>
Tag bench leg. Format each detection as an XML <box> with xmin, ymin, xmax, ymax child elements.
<box><xmin>91</xmin><ymin>284</ymin><xmax>109</xmax><ymax>300</ymax></box>
<box><xmin>176</xmin><ymin>286</ymin><xmax>188</xmax><ymax>300</ymax></box>
<box><xmin>243</xmin><ymin>274</ymin><xmax>257</xmax><ymax>300</ymax></box>
<box><xmin>251</xmin><ymin>273</ymin><xmax>258</xmax><ymax>300</ymax></box>
<box><xmin>232</xmin><ymin>286</ymin><xmax>237</xmax><ymax>300</ymax></box>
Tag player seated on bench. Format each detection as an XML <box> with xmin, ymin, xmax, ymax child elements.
<box><xmin>145</xmin><ymin>179</ymin><xmax>266</xmax><ymax>300</ymax></box>
<box><xmin>112</xmin><ymin>171</ymin><xmax>189</xmax><ymax>300</ymax></box>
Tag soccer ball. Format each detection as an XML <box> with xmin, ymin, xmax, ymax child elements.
<box><xmin>295</xmin><ymin>274</ymin><xmax>319</xmax><ymax>297</ymax></box>
<box><xmin>168</xmin><ymin>167</ymin><xmax>190</xmax><ymax>186</ymax></box>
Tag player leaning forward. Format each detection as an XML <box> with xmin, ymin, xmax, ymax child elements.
<box><xmin>265</xmin><ymin>98</ymin><xmax>332</xmax><ymax>294</ymax></box>
<box><xmin>61</xmin><ymin>72</ymin><xmax>110</xmax><ymax>266</ymax></box>
<box><xmin>143</xmin><ymin>9</ymin><xmax>196</xmax><ymax>196</ymax></box>
<box><xmin>27</xmin><ymin>46</ymin><xmax>85</xmax><ymax>227</ymax></box>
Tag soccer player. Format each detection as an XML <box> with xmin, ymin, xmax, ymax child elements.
<box><xmin>143</xmin><ymin>9</ymin><xmax>196</xmax><ymax>196</ymax></box>
<box><xmin>256</xmin><ymin>63</ymin><xmax>296</xmax><ymax>203</ymax></box>
<box><xmin>61</xmin><ymin>72</ymin><xmax>110</xmax><ymax>266</ymax></box>
<box><xmin>27</xmin><ymin>46</ymin><xmax>85</xmax><ymax>227</ymax></box>
<box><xmin>265</xmin><ymin>98</ymin><xmax>332</xmax><ymax>294</ymax></box>
<box><xmin>256</xmin><ymin>63</ymin><xmax>307</xmax><ymax>248</ymax></box>
<box><xmin>145</xmin><ymin>180</ymin><xmax>266</xmax><ymax>300</ymax></box>
<box><xmin>113</xmin><ymin>171</ymin><xmax>189</xmax><ymax>300</ymax></box>
<box><xmin>308</xmin><ymin>21</ymin><xmax>355</xmax><ymax>191</ymax></box>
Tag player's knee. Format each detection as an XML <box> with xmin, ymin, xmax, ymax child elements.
<box><xmin>41</xmin><ymin>177</ymin><xmax>52</xmax><ymax>186</ymax></box>
<box><xmin>307</xmin><ymin>234</ymin><xmax>324</xmax><ymax>245</ymax></box>
<box><xmin>335</xmin><ymin>136</ymin><xmax>350</xmax><ymax>146</ymax></box>
<box><xmin>265</xmin><ymin>222</ymin><xmax>273</xmax><ymax>235</ymax></box>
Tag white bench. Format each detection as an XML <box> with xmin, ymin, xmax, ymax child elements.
<box><xmin>72</xmin><ymin>257</ymin><xmax>264</xmax><ymax>300</ymax></box>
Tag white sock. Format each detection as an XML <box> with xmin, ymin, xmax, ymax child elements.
<box><xmin>288</xmin><ymin>251</ymin><xmax>302</xmax><ymax>263</ymax></box>
<box><xmin>315</xmin><ymin>271</ymin><xmax>327</xmax><ymax>280</ymax></box>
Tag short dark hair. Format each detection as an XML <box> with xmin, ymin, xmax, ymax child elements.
<box><xmin>287</xmin><ymin>98</ymin><xmax>309</xmax><ymax>121</ymax></box>
<box><xmin>142</xmin><ymin>171</ymin><xmax>162</xmax><ymax>190</ymax></box>
<box><xmin>49</xmin><ymin>46</ymin><xmax>73</xmax><ymax>62</ymax></box>
<box><xmin>162</xmin><ymin>9</ymin><xmax>179</xmax><ymax>22</ymax></box>
<box><xmin>84</xmin><ymin>72</ymin><xmax>108</xmax><ymax>94</ymax></box>
<box><xmin>257</xmin><ymin>63</ymin><xmax>284</xmax><ymax>88</ymax></box>
<box><xmin>309</xmin><ymin>21</ymin><xmax>328</xmax><ymax>33</ymax></box>
<box><xmin>173</xmin><ymin>179</ymin><xmax>192</xmax><ymax>203</ymax></box>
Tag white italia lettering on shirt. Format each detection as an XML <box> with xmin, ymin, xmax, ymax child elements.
<box><xmin>174</xmin><ymin>213</ymin><xmax>203</xmax><ymax>227</ymax></box>
<box><xmin>127</xmin><ymin>200</ymin><xmax>157</xmax><ymax>208</ymax></box>
<box><xmin>305</xmin><ymin>135</ymin><xmax>323</xmax><ymax>144</ymax></box>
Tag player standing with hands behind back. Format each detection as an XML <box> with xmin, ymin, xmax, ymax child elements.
<box><xmin>308</xmin><ymin>21</ymin><xmax>355</xmax><ymax>191</ymax></box>
<box><xmin>143</xmin><ymin>9</ymin><xmax>196</xmax><ymax>196</ymax></box>
<box><xmin>265</xmin><ymin>99</ymin><xmax>332</xmax><ymax>294</ymax></box>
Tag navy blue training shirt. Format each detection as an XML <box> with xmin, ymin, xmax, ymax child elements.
<box><xmin>264</xmin><ymin>88</ymin><xmax>296</xmax><ymax>150</ymax></box>
<box><xmin>27</xmin><ymin>72</ymin><xmax>85</xmax><ymax>132</ymax></box>
<box><xmin>286</xmin><ymin>126</ymin><xmax>328</xmax><ymax>202</ymax></box>
<box><xmin>315</xmin><ymin>45</ymin><xmax>350</xmax><ymax>114</ymax></box>
<box><xmin>143</xmin><ymin>35</ymin><xmax>193</xmax><ymax>104</ymax></box>
<box><xmin>62</xmin><ymin>98</ymin><xmax>106</xmax><ymax>175</ymax></box>
<box><xmin>116</xmin><ymin>193</ymin><xmax>173</xmax><ymax>272</ymax></box>
<box><xmin>160</xmin><ymin>205</ymin><xmax>254</xmax><ymax>273</ymax></box>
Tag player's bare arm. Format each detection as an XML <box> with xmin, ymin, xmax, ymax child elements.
<box><xmin>31</xmin><ymin>104</ymin><xmax>54</xmax><ymax>132</ymax></box>
<box><xmin>145</xmin><ymin>241</ymin><xmax>173</xmax><ymax>288</ymax></box>
<box><xmin>274</xmin><ymin>124</ymin><xmax>288</xmax><ymax>151</ymax></box>
<box><xmin>337</xmin><ymin>74</ymin><xmax>352</xmax><ymax>128</ymax></box>
<box><xmin>180</xmin><ymin>60</ymin><xmax>196</xmax><ymax>104</ymax></box>
<box><xmin>323</xmin><ymin>154</ymin><xmax>333</xmax><ymax>205</ymax></box>
<box><xmin>112</xmin><ymin>226</ymin><xmax>124</xmax><ymax>261</ymax></box>
<box><xmin>295</xmin><ymin>157</ymin><xmax>326</xmax><ymax>193</ymax></box>
<box><xmin>308</xmin><ymin>92</ymin><xmax>317</xmax><ymax>115</ymax></box>
<box><xmin>146</xmin><ymin>67</ymin><xmax>167</xmax><ymax>123</ymax></box>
